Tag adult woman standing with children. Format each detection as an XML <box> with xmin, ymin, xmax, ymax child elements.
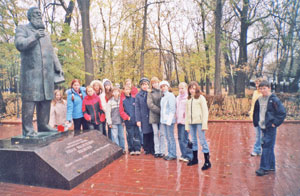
<box><xmin>66</xmin><ymin>79</ymin><xmax>88</xmax><ymax>133</ymax></box>
<box><xmin>185</xmin><ymin>81</ymin><xmax>211</xmax><ymax>169</ymax></box>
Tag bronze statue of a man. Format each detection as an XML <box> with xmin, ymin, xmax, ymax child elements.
<box><xmin>15</xmin><ymin>7</ymin><xmax>64</xmax><ymax>137</ymax></box>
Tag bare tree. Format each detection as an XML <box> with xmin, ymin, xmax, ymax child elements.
<box><xmin>231</xmin><ymin>0</ymin><xmax>270</xmax><ymax>97</ymax></box>
<box><xmin>214</xmin><ymin>0</ymin><xmax>223</xmax><ymax>95</ymax></box>
<box><xmin>77</xmin><ymin>0</ymin><xmax>94</xmax><ymax>85</ymax></box>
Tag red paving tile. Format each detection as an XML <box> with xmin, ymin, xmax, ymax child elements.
<box><xmin>0</xmin><ymin>122</ymin><xmax>300</xmax><ymax>195</ymax></box>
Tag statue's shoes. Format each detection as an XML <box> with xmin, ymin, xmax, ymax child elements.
<box><xmin>26</xmin><ymin>131</ymin><xmax>38</xmax><ymax>137</ymax></box>
<box><xmin>38</xmin><ymin>125</ymin><xmax>57</xmax><ymax>132</ymax></box>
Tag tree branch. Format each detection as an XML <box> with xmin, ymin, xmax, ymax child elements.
<box><xmin>45</xmin><ymin>3</ymin><xmax>62</xmax><ymax>9</ymax></box>
<box><xmin>57</xmin><ymin>0</ymin><xmax>68</xmax><ymax>11</ymax></box>
<box><xmin>247</xmin><ymin>35</ymin><xmax>266</xmax><ymax>45</ymax></box>
<box><xmin>249</xmin><ymin>13</ymin><xmax>271</xmax><ymax>26</ymax></box>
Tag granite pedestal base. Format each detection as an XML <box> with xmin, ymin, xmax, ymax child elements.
<box><xmin>0</xmin><ymin>130</ymin><xmax>123</xmax><ymax>190</ymax></box>
<box><xmin>11</xmin><ymin>131</ymin><xmax>63</xmax><ymax>145</ymax></box>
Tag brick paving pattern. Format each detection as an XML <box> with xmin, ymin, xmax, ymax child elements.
<box><xmin>0</xmin><ymin>122</ymin><xmax>299</xmax><ymax>195</ymax></box>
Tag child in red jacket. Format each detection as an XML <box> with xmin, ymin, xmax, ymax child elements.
<box><xmin>82</xmin><ymin>86</ymin><xmax>105</xmax><ymax>132</ymax></box>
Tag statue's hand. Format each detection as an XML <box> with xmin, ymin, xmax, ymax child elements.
<box><xmin>56</xmin><ymin>70</ymin><xmax>64</xmax><ymax>76</ymax></box>
<box><xmin>35</xmin><ymin>29</ymin><xmax>45</xmax><ymax>39</ymax></box>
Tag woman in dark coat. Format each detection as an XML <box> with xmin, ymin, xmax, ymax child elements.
<box><xmin>135</xmin><ymin>77</ymin><xmax>154</xmax><ymax>155</ymax></box>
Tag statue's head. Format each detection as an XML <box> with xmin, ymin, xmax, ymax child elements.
<box><xmin>27</xmin><ymin>7</ymin><xmax>45</xmax><ymax>29</ymax></box>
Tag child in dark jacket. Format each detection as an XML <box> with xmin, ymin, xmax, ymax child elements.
<box><xmin>135</xmin><ymin>77</ymin><xmax>154</xmax><ymax>155</ymax></box>
<box><xmin>253</xmin><ymin>80</ymin><xmax>286</xmax><ymax>176</ymax></box>
<box><xmin>120</xmin><ymin>86</ymin><xmax>141</xmax><ymax>155</ymax></box>
<box><xmin>82</xmin><ymin>86</ymin><xmax>105</xmax><ymax>132</ymax></box>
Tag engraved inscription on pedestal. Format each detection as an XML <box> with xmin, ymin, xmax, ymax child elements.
<box><xmin>0</xmin><ymin>130</ymin><xmax>123</xmax><ymax>189</ymax></box>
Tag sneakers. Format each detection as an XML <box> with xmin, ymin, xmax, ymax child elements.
<box><xmin>135</xmin><ymin>151</ymin><xmax>141</xmax><ymax>155</ymax></box>
<box><xmin>158</xmin><ymin>153</ymin><xmax>165</xmax><ymax>158</ymax></box>
<box><xmin>164</xmin><ymin>156</ymin><xmax>177</xmax><ymax>161</ymax></box>
<box><xmin>256</xmin><ymin>168</ymin><xmax>269</xmax><ymax>176</ymax></box>
<box><xmin>130</xmin><ymin>151</ymin><xmax>135</xmax><ymax>155</ymax></box>
<box><xmin>179</xmin><ymin>157</ymin><xmax>189</xmax><ymax>162</ymax></box>
<box><xmin>251</xmin><ymin>152</ymin><xmax>262</xmax><ymax>156</ymax></box>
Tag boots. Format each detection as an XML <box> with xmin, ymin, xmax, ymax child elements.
<box><xmin>187</xmin><ymin>150</ymin><xmax>198</xmax><ymax>166</ymax></box>
<box><xmin>201</xmin><ymin>152</ymin><xmax>211</xmax><ymax>170</ymax></box>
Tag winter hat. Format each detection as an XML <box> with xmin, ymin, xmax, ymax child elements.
<box><xmin>159</xmin><ymin>80</ymin><xmax>170</xmax><ymax>87</ymax></box>
<box><xmin>102</xmin><ymin>78</ymin><xmax>112</xmax><ymax>86</ymax></box>
<box><xmin>90</xmin><ymin>80</ymin><xmax>104</xmax><ymax>93</ymax></box>
<box><xmin>139</xmin><ymin>77</ymin><xmax>150</xmax><ymax>85</ymax></box>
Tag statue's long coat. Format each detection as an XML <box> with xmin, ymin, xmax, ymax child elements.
<box><xmin>15</xmin><ymin>23</ymin><xmax>61</xmax><ymax>101</ymax></box>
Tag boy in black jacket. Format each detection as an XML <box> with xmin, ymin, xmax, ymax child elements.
<box><xmin>253</xmin><ymin>80</ymin><xmax>286</xmax><ymax>176</ymax></box>
<box><xmin>120</xmin><ymin>86</ymin><xmax>141</xmax><ymax>155</ymax></box>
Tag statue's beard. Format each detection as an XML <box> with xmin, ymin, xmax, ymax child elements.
<box><xmin>30</xmin><ymin>17</ymin><xmax>45</xmax><ymax>30</ymax></box>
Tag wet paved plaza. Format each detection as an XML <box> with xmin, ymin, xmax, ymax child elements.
<box><xmin>0</xmin><ymin>122</ymin><xmax>299</xmax><ymax>195</ymax></box>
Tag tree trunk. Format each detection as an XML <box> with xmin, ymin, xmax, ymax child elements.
<box><xmin>214</xmin><ymin>0</ymin><xmax>223</xmax><ymax>95</ymax></box>
<box><xmin>99</xmin><ymin>7</ymin><xmax>107</xmax><ymax>73</ymax></box>
<box><xmin>166</xmin><ymin>23</ymin><xmax>179</xmax><ymax>85</ymax></box>
<box><xmin>0</xmin><ymin>89</ymin><xmax>6</xmax><ymax>114</ymax></box>
<box><xmin>140</xmin><ymin>0</ymin><xmax>148</xmax><ymax>78</ymax></box>
<box><xmin>77</xmin><ymin>0</ymin><xmax>94</xmax><ymax>85</ymax></box>
<box><xmin>200</xmin><ymin>1</ymin><xmax>210</xmax><ymax>95</ymax></box>
<box><xmin>235</xmin><ymin>0</ymin><xmax>249</xmax><ymax>98</ymax></box>
<box><xmin>157</xmin><ymin>3</ymin><xmax>163</xmax><ymax>80</ymax></box>
<box><xmin>64</xmin><ymin>0</ymin><xmax>75</xmax><ymax>26</ymax></box>
<box><xmin>290</xmin><ymin>59</ymin><xmax>300</xmax><ymax>92</ymax></box>
<box><xmin>224</xmin><ymin>52</ymin><xmax>234</xmax><ymax>95</ymax></box>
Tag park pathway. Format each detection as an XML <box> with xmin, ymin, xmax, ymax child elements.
<box><xmin>0</xmin><ymin>122</ymin><xmax>299</xmax><ymax>196</ymax></box>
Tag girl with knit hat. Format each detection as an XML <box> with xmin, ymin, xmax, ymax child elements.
<box><xmin>135</xmin><ymin>77</ymin><xmax>154</xmax><ymax>155</ymax></box>
<box><xmin>160</xmin><ymin>80</ymin><xmax>177</xmax><ymax>160</ymax></box>
<box><xmin>101</xmin><ymin>79</ymin><xmax>113</xmax><ymax>140</ymax></box>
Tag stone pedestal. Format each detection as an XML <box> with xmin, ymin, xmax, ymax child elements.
<box><xmin>11</xmin><ymin>131</ymin><xmax>64</xmax><ymax>145</ymax></box>
<box><xmin>0</xmin><ymin>130</ymin><xmax>123</xmax><ymax>189</ymax></box>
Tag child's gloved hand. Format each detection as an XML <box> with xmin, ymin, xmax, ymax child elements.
<box><xmin>84</xmin><ymin>114</ymin><xmax>91</xmax><ymax>121</ymax></box>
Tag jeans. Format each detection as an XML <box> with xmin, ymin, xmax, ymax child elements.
<box><xmin>152</xmin><ymin>123</ymin><xmax>166</xmax><ymax>155</ymax></box>
<box><xmin>108</xmin><ymin>126</ymin><xmax>112</xmax><ymax>140</ymax></box>
<box><xmin>177</xmin><ymin>124</ymin><xmax>193</xmax><ymax>160</ymax></box>
<box><xmin>73</xmin><ymin>117</ymin><xmax>88</xmax><ymax>131</ymax></box>
<box><xmin>189</xmin><ymin>124</ymin><xmax>209</xmax><ymax>153</ymax></box>
<box><xmin>111</xmin><ymin>124</ymin><xmax>125</xmax><ymax>150</ymax></box>
<box><xmin>143</xmin><ymin>132</ymin><xmax>154</xmax><ymax>154</ymax></box>
<box><xmin>161</xmin><ymin>123</ymin><xmax>176</xmax><ymax>158</ymax></box>
<box><xmin>139</xmin><ymin>127</ymin><xmax>143</xmax><ymax>146</ymax></box>
<box><xmin>260</xmin><ymin>127</ymin><xmax>277</xmax><ymax>170</ymax></box>
<box><xmin>87</xmin><ymin>123</ymin><xmax>103</xmax><ymax>133</ymax></box>
<box><xmin>253</xmin><ymin>126</ymin><xmax>262</xmax><ymax>154</ymax></box>
<box><xmin>101</xmin><ymin>122</ymin><xmax>107</xmax><ymax>136</ymax></box>
<box><xmin>126</xmin><ymin>125</ymin><xmax>141</xmax><ymax>152</ymax></box>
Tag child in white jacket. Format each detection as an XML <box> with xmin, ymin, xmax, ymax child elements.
<box><xmin>185</xmin><ymin>81</ymin><xmax>210</xmax><ymax>169</ymax></box>
<box><xmin>160</xmin><ymin>81</ymin><xmax>177</xmax><ymax>161</ymax></box>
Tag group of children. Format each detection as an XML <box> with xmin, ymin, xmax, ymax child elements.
<box><xmin>49</xmin><ymin>77</ymin><xmax>286</xmax><ymax>174</ymax></box>
<box><xmin>49</xmin><ymin>77</ymin><xmax>211</xmax><ymax>169</ymax></box>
